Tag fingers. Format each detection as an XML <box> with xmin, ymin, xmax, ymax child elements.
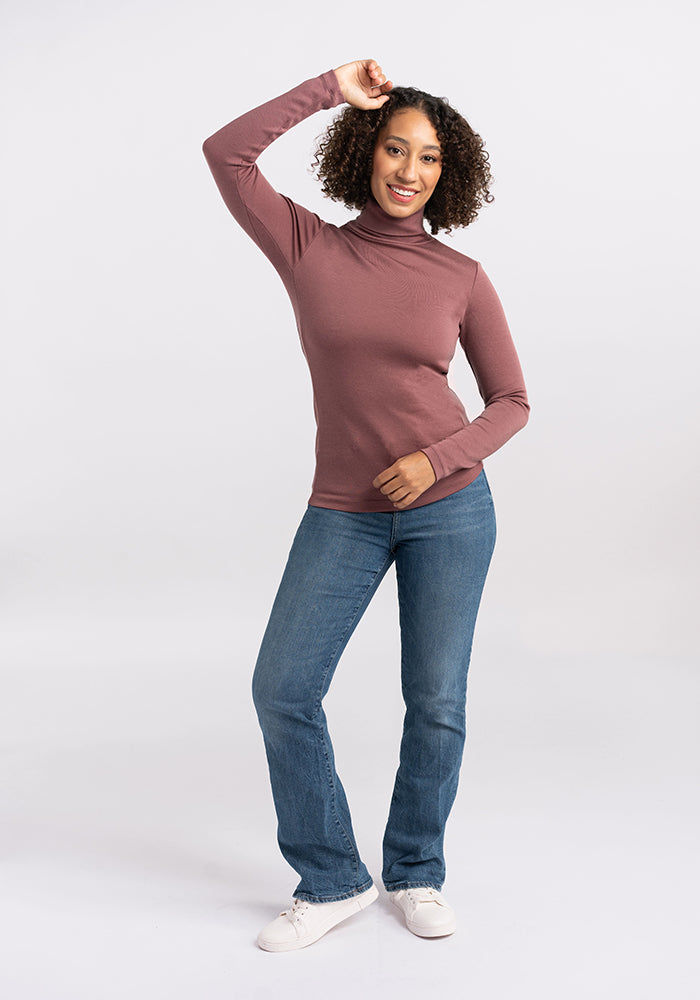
<box><xmin>383</xmin><ymin>483</ymin><xmax>414</xmax><ymax>507</ymax></box>
<box><xmin>366</xmin><ymin>60</ymin><xmax>390</xmax><ymax>90</ymax></box>
<box><xmin>368</xmin><ymin>62</ymin><xmax>383</xmax><ymax>87</ymax></box>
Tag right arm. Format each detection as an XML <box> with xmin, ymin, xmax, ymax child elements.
<box><xmin>201</xmin><ymin>70</ymin><xmax>345</xmax><ymax>282</ymax></box>
<box><xmin>201</xmin><ymin>60</ymin><xmax>392</xmax><ymax>281</ymax></box>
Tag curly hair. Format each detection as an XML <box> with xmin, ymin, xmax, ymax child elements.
<box><xmin>309</xmin><ymin>86</ymin><xmax>494</xmax><ymax>236</ymax></box>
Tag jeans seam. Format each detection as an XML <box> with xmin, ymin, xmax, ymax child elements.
<box><xmin>384</xmin><ymin>880</ymin><xmax>443</xmax><ymax>893</ymax></box>
<box><xmin>317</xmin><ymin>729</ymin><xmax>359</xmax><ymax>874</ymax></box>
<box><xmin>390</xmin><ymin>509</ymin><xmax>398</xmax><ymax>551</ymax></box>
<box><xmin>314</xmin><ymin>548</ymin><xmax>396</xmax><ymax>880</ymax></box>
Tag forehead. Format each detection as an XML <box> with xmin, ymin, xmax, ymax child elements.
<box><xmin>380</xmin><ymin>109</ymin><xmax>441</xmax><ymax>148</ymax></box>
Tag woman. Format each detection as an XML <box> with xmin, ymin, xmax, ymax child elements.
<box><xmin>202</xmin><ymin>58</ymin><xmax>529</xmax><ymax>952</ymax></box>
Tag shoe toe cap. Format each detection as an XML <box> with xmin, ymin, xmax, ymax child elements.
<box><xmin>257</xmin><ymin>913</ymin><xmax>299</xmax><ymax>948</ymax></box>
<box><xmin>408</xmin><ymin>906</ymin><xmax>457</xmax><ymax>936</ymax></box>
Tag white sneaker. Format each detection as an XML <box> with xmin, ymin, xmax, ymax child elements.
<box><xmin>257</xmin><ymin>883</ymin><xmax>379</xmax><ymax>952</ymax></box>
<box><xmin>390</xmin><ymin>886</ymin><xmax>457</xmax><ymax>937</ymax></box>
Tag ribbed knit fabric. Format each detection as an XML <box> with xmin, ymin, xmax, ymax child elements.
<box><xmin>202</xmin><ymin>69</ymin><xmax>530</xmax><ymax>511</ymax></box>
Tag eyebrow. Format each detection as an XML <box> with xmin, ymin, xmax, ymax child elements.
<box><xmin>385</xmin><ymin>134</ymin><xmax>442</xmax><ymax>152</ymax></box>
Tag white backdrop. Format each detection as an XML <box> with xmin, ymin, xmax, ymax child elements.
<box><xmin>2</xmin><ymin>1</ymin><xmax>698</xmax><ymax>997</ymax></box>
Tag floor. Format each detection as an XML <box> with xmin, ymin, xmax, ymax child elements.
<box><xmin>1</xmin><ymin>605</ymin><xmax>698</xmax><ymax>1000</ymax></box>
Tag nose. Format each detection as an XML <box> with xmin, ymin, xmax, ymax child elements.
<box><xmin>396</xmin><ymin>155</ymin><xmax>420</xmax><ymax>184</ymax></box>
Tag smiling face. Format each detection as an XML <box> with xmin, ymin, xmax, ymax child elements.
<box><xmin>370</xmin><ymin>108</ymin><xmax>443</xmax><ymax>218</ymax></box>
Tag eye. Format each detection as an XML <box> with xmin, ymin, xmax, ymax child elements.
<box><xmin>386</xmin><ymin>145</ymin><xmax>439</xmax><ymax>163</ymax></box>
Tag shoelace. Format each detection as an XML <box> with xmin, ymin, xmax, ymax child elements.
<box><xmin>280</xmin><ymin>898</ymin><xmax>312</xmax><ymax>923</ymax></box>
<box><xmin>406</xmin><ymin>887</ymin><xmax>442</xmax><ymax>907</ymax></box>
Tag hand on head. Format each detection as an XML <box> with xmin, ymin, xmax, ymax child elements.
<box><xmin>333</xmin><ymin>59</ymin><xmax>393</xmax><ymax>110</ymax></box>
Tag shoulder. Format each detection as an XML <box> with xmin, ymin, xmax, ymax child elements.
<box><xmin>423</xmin><ymin>232</ymin><xmax>480</xmax><ymax>281</ymax></box>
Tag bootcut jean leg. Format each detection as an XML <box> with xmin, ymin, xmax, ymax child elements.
<box><xmin>381</xmin><ymin>469</ymin><xmax>498</xmax><ymax>892</ymax></box>
<box><xmin>251</xmin><ymin>504</ymin><xmax>396</xmax><ymax>903</ymax></box>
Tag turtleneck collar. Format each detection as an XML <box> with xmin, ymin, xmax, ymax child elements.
<box><xmin>347</xmin><ymin>191</ymin><xmax>428</xmax><ymax>240</ymax></box>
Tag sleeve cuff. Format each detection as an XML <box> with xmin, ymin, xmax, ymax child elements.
<box><xmin>420</xmin><ymin>446</ymin><xmax>444</xmax><ymax>483</ymax></box>
<box><xmin>319</xmin><ymin>68</ymin><xmax>346</xmax><ymax>108</ymax></box>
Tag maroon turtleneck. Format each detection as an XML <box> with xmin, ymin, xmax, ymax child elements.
<box><xmin>202</xmin><ymin>69</ymin><xmax>530</xmax><ymax>511</ymax></box>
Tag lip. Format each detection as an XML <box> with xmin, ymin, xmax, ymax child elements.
<box><xmin>387</xmin><ymin>183</ymin><xmax>419</xmax><ymax>203</ymax></box>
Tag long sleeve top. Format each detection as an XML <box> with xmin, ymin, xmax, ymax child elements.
<box><xmin>202</xmin><ymin>68</ymin><xmax>530</xmax><ymax>512</ymax></box>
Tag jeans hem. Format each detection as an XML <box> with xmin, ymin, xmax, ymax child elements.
<box><xmin>384</xmin><ymin>880</ymin><xmax>443</xmax><ymax>893</ymax></box>
<box><xmin>292</xmin><ymin>876</ymin><xmax>375</xmax><ymax>904</ymax></box>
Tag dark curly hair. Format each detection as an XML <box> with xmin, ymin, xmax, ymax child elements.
<box><xmin>309</xmin><ymin>86</ymin><xmax>494</xmax><ymax>236</ymax></box>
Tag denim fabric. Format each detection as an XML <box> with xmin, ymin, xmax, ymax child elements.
<box><xmin>251</xmin><ymin>469</ymin><xmax>497</xmax><ymax>902</ymax></box>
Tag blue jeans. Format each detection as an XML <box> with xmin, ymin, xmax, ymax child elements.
<box><xmin>251</xmin><ymin>469</ymin><xmax>497</xmax><ymax>902</ymax></box>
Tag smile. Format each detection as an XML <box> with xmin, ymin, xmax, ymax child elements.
<box><xmin>387</xmin><ymin>184</ymin><xmax>419</xmax><ymax>203</ymax></box>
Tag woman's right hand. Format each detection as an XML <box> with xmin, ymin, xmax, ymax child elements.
<box><xmin>333</xmin><ymin>59</ymin><xmax>393</xmax><ymax>110</ymax></box>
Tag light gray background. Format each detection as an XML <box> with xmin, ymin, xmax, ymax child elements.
<box><xmin>2</xmin><ymin>0</ymin><xmax>698</xmax><ymax>997</ymax></box>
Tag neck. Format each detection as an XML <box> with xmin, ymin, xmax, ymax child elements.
<box><xmin>350</xmin><ymin>191</ymin><xmax>427</xmax><ymax>238</ymax></box>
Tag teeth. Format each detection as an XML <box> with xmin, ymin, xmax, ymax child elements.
<box><xmin>389</xmin><ymin>185</ymin><xmax>416</xmax><ymax>197</ymax></box>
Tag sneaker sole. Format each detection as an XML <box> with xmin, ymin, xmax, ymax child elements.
<box><xmin>257</xmin><ymin>883</ymin><xmax>379</xmax><ymax>952</ymax></box>
<box><xmin>405</xmin><ymin>916</ymin><xmax>457</xmax><ymax>937</ymax></box>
